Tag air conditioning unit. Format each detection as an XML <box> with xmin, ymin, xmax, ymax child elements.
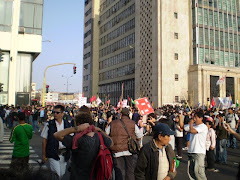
<box><xmin>210</xmin><ymin>58</ymin><xmax>215</xmax><ymax>64</ymax></box>
<box><xmin>19</xmin><ymin>27</ymin><xmax>25</xmax><ymax>34</ymax></box>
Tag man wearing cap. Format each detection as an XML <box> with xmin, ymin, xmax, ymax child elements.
<box><xmin>184</xmin><ymin>111</ymin><xmax>208</xmax><ymax>180</ymax></box>
<box><xmin>135</xmin><ymin>123</ymin><xmax>177</xmax><ymax>180</ymax></box>
<box><xmin>105</xmin><ymin>108</ymin><xmax>143</xmax><ymax>180</ymax></box>
<box><xmin>226</xmin><ymin>108</ymin><xmax>239</xmax><ymax>149</ymax></box>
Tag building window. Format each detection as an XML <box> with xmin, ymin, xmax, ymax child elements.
<box><xmin>19</xmin><ymin>0</ymin><xmax>43</xmax><ymax>35</ymax></box>
<box><xmin>174</xmin><ymin>53</ymin><xmax>178</xmax><ymax>60</ymax></box>
<box><xmin>0</xmin><ymin>0</ymin><xmax>13</xmax><ymax>32</ymax></box>
<box><xmin>175</xmin><ymin>96</ymin><xmax>179</xmax><ymax>102</ymax></box>
<box><xmin>174</xmin><ymin>33</ymin><xmax>178</xmax><ymax>39</ymax></box>
<box><xmin>174</xmin><ymin>12</ymin><xmax>178</xmax><ymax>19</ymax></box>
<box><xmin>175</xmin><ymin>74</ymin><xmax>179</xmax><ymax>81</ymax></box>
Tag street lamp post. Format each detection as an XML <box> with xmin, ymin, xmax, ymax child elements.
<box><xmin>62</xmin><ymin>75</ymin><xmax>73</xmax><ymax>102</ymax></box>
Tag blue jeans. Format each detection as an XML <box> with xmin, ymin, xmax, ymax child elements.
<box><xmin>216</xmin><ymin>139</ymin><xmax>227</xmax><ymax>164</ymax></box>
<box><xmin>188</xmin><ymin>153</ymin><xmax>207</xmax><ymax>180</ymax></box>
<box><xmin>227</xmin><ymin>128</ymin><xmax>237</xmax><ymax>148</ymax></box>
<box><xmin>32</xmin><ymin>120</ymin><xmax>40</xmax><ymax>132</ymax></box>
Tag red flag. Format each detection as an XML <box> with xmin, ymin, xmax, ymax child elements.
<box><xmin>90</xmin><ymin>95</ymin><xmax>96</xmax><ymax>103</ymax></box>
<box><xmin>128</xmin><ymin>96</ymin><xmax>131</xmax><ymax>102</ymax></box>
<box><xmin>106</xmin><ymin>99</ymin><xmax>110</xmax><ymax>104</ymax></box>
<box><xmin>210</xmin><ymin>98</ymin><xmax>215</xmax><ymax>108</ymax></box>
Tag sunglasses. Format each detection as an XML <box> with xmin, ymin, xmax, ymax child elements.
<box><xmin>53</xmin><ymin>111</ymin><xmax>62</xmax><ymax>114</ymax></box>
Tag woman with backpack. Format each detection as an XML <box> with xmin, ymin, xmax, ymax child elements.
<box><xmin>54</xmin><ymin>112</ymin><xmax>113</xmax><ymax>180</ymax></box>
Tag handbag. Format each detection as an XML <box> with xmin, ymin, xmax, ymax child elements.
<box><xmin>120</xmin><ymin>119</ymin><xmax>140</xmax><ymax>154</ymax></box>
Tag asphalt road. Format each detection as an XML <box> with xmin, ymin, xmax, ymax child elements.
<box><xmin>1</xmin><ymin>128</ymin><xmax>239</xmax><ymax>180</ymax></box>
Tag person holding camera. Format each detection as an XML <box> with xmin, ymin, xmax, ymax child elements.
<box><xmin>226</xmin><ymin>108</ymin><xmax>239</xmax><ymax>149</ymax></box>
<box><xmin>184</xmin><ymin>111</ymin><xmax>208</xmax><ymax>180</ymax></box>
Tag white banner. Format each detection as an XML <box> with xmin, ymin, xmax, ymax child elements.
<box><xmin>213</xmin><ymin>97</ymin><xmax>231</xmax><ymax>109</ymax></box>
<box><xmin>78</xmin><ymin>97</ymin><xmax>87</xmax><ymax>107</ymax></box>
<box><xmin>96</xmin><ymin>97</ymin><xmax>102</xmax><ymax>106</ymax></box>
<box><xmin>122</xmin><ymin>99</ymin><xmax>128</xmax><ymax>108</ymax></box>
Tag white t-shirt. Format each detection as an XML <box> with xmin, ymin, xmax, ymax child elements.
<box><xmin>41</xmin><ymin>120</ymin><xmax>66</xmax><ymax>149</ymax></box>
<box><xmin>175</xmin><ymin>124</ymin><xmax>183</xmax><ymax>137</ymax></box>
<box><xmin>152</xmin><ymin>140</ymin><xmax>169</xmax><ymax>180</ymax></box>
<box><xmin>227</xmin><ymin>113</ymin><xmax>239</xmax><ymax>129</ymax></box>
<box><xmin>184</xmin><ymin>123</ymin><xmax>208</xmax><ymax>154</ymax></box>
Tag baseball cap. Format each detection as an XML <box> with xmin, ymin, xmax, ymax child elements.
<box><xmin>153</xmin><ymin>123</ymin><xmax>175</xmax><ymax>136</ymax></box>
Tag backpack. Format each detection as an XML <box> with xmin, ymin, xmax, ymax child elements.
<box><xmin>90</xmin><ymin>132</ymin><xmax>113</xmax><ymax>180</ymax></box>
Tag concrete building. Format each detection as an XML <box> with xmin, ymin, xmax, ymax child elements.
<box><xmin>83</xmin><ymin>0</ymin><xmax>136</xmax><ymax>105</ymax></box>
<box><xmin>82</xmin><ymin>0</ymin><xmax>100</xmax><ymax>99</ymax></box>
<box><xmin>31</xmin><ymin>82</ymin><xmax>37</xmax><ymax>99</ymax></box>
<box><xmin>189</xmin><ymin>0</ymin><xmax>240</xmax><ymax>106</ymax></box>
<box><xmin>0</xmin><ymin>0</ymin><xmax>43</xmax><ymax>105</ymax></box>
<box><xmin>43</xmin><ymin>92</ymin><xmax>59</xmax><ymax>103</ymax></box>
<box><xmin>84</xmin><ymin>0</ymin><xmax>240</xmax><ymax>107</ymax></box>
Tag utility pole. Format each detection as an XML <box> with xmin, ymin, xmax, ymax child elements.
<box><xmin>63</xmin><ymin>75</ymin><xmax>73</xmax><ymax>103</ymax></box>
<box><xmin>42</xmin><ymin>63</ymin><xmax>76</xmax><ymax>107</ymax></box>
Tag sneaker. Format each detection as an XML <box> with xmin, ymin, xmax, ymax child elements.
<box><xmin>182</xmin><ymin>147</ymin><xmax>188</xmax><ymax>150</ymax></box>
<box><xmin>177</xmin><ymin>156</ymin><xmax>182</xmax><ymax>159</ymax></box>
<box><xmin>38</xmin><ymin>129</ymin><xmax>41</xmax><ymax>133</ymax></box>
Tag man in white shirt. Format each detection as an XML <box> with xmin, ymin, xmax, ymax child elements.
<box><xmin>226</xmin><ymin>108</ymin><xmax>239</xmax><ymax>149</ymax></box>
<box><xmin>41</xmin><ymin>105</ymin><xmax>71</xmax><ymax>179</ymax></box>
<box><xmin>184</xmin><ymin>111</ymin><xmax>208</xmax><ymax>180</ymax></box>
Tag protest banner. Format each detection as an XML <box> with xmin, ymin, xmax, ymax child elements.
<box><xmin>122</xmin><ymin>99</ymin><xmax>128</xmax><ymax>108</ymax></box>
<box><xmin>78</xmin><ymin>97</ymin><xmax>87</xmax><ymax>107</ymax></box>
<box><xmin>135</xmin><ymin>97</ymin><xmax>154</xmax><ymax>116</ymax></box>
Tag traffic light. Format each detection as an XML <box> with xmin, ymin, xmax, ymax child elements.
<box><xmin>0</xmin><ymin>49</ymin><xmax>3</xmax><ymax>62</ymax></box>
<box><xmin>0</xmin><ymin>83</ymin><xmax>3</xmax><ymax>92</ymax></box>
<box><xmin>73</xmin><ymin>66</ymin><xmax>76</xmax><ymax>74</ymax></box>
<box><xmin>46</xmin><ymin>85</ymin><xmax>49</xmax><ymax>93</ymax></box>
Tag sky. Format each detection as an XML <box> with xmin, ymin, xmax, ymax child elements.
<box><xmin>32</xmin><ymin>0</ymin><xmax>84</xmax><ymax>93</ymax></box>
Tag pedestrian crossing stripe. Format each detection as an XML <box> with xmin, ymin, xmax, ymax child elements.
<box><xmin>0</xmin><ymin>132</ymin><xmax>46</xmax><ymax>169</ymax></box>
<box><xmin>0</xmin><ymin>146</ymin><xmax>33</xmax><ymax>150</ymax></box>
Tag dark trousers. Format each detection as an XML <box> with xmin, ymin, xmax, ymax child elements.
<box><xmin>10</xmin><ymin>156</ymin><xmax>29</xmax><ymax>172</ymax></box>
<box><xmin>175</xmin><ymin>137</ymin><xmax>183</xmax><ymax>156</ymax></box>
<box><xmin>206</xmin><ymin>149</ymin><xmax>215</xmax><ymax>169</ymax></box>
<box><xmin>113</xmin><ymin>155</ymin><xmax>136</xmax><ymax>180</ymax></box>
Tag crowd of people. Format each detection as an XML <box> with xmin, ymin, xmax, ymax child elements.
<box><xmin>0</xmin><ymin>103</ymin><xmax>240</xmax><ymax>180</ymax></box>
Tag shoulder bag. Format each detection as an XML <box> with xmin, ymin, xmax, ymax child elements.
<box><xmin>120</xmin><ymin>119</ymin><xmax>140</xmax><ymax>154</ymax></box>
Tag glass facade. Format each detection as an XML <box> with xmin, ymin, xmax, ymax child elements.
<box><xmin>192</xmin><ymin>0</ymin><xmax>240</xmax><ymax>67</ymax></box>
<box><xmin>99</xmin><ymin>79</ymin><xmax>135</xmax><ymax>105</ymax></box>
<box><xmin>19</xmin><ymin>0</ymin><xmax>43</xmax><ymax>35</ymax></box>
<box><xmin>0</xmin><ymin>0</ymin><xmax>13</xmax><ymax>32</ymax></box>
<box><xmin>16</xmin><ymin>53</ymin><xmax>32</xmax><ymax>93</ymax></box>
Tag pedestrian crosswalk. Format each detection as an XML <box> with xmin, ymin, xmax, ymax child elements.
<box><xmin>0</xmin><ymin>131</ymin><xmax>46</xmax><ymax>169</ymax></box>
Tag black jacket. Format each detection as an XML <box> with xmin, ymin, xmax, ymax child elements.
<box><xmin>46</xmin><ymin>119</ymin><xmax>71</xmax><ymax>161</ymax></box>
<box><xmin>135</xmin><ymin>139</ymin><xmax>177</xmax><ymax>180</ymax></box>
